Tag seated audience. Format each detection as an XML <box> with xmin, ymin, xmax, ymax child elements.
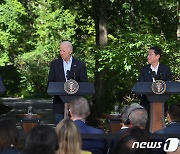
<box><xmin>55</xmin><ymin>119</ymin><xmax>92</xmax><ymax>154</ymax></box>
<box><xmin>109</xmin><ymin>103</ymin><xmax>148</xmax><ymax>153</ymax></box>
<box><xmin>69</xmin><ymin>97</ymin><xmax>106</xmax><ymax>154</ymax></box>
<box><xmin>22</xmin><ymin>125</ymin><xmax>58</xmax><ymax>153</ymax></box>
<box><xmin>0</xmin><ymin>119</ymin><xmax>19</xmax><ymax>154</ymax></box>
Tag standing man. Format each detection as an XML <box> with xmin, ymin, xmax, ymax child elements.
<box><xmin>48</xmin><ymin>41</ymin><xmax>88</xmax><ymax>125</ymax></box>
<box><xmin>138</xmin><ymin>46</ymin><xmax>172</xmax><ymax>109</ymax></box>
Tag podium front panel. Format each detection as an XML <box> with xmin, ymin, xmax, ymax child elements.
<box><xmin>47</xmin><ymin>82</ymin><xmax>95</xmax><ymax>96</ymax></box>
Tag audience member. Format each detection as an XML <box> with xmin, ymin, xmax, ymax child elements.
<box><xmin>155</xmin><ymin>103</ymin><xmax>180</xmax><ymax>134</ymax></box>
<box><xmin>109</xmin><ymin>103</ymin><xmax>148</xmax><ymax>153</ymax></box>
<box><xmin>0</xmin><ymin>119</ymin><xmax>19</xmax><ymax>154</ymax></box>
<box><xmin>23</xmin><ymin>125</ymin><xmax>58</xmax><ymax>153</ymax></box>
<box><xmin>69</xmin><ymin>97</ymin><xmax>106</xmax><ymax>154</ymax></box>
<box><xmin>126</xmin><ymin>103</ymin><xmax>148</xmax><ymax>129</ymax></box>
<box><xmin>152</xmin><ymin>104</ymin><xmax>180</xmax><ymax>154</ymax></box>
<box><xmin>114</xmin><ymin>127</ymin><xmax>150</xmax><ymax>154</ymax></box>
<box><xmin>55</xmin><ymin>119</ymin><xmax>92</xmax><ymax>154</ymax></box>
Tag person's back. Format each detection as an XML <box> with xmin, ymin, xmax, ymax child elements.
<box><xmin>69</xmin><ymin>97</ymin><xmax>106</xmax><ymax>154</ymax></box>
<box><xmin>74</xmin><ymin>120</ymin><xmax>105</xmax><ymax>154</ymax></box>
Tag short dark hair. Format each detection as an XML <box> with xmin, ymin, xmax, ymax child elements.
<box><xmin>25</xmin><ymin>125</ymin><xmax>58</xmax><ymax>151</ymax></box>
<box><xmin>149</xmin><ymin>46</ymin><xmax>162</xmax><ymax>56</ymax></box>
<box><xmin>168</xmin><ymin>104</ymin><xmax>180</xmax><ymax>122</ymax></box>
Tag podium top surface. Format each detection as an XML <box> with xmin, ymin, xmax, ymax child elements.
<box><xmin>132</xmin><ymin>81</ymin><xmax>180</xmax><ymax>95</ymax></box>
<box><xmin>47</xmin><ymin>82</ymin><xmax>95</xmax><ymax>96</ymax></box>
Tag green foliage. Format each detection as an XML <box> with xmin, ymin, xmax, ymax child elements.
<box><xmin>0</xmin><ymin>0</ymin><xmax>179</xmax><ymax>113</ymax></box>
<box><xmin>15</xmin><ymin>1</ymin><xmax>77</xmax><ymax>97</ymax></box>
<box><xmin>0</xmin><ymin>0</ymin><xmax>27</xmax><ymax>65</ymax></box>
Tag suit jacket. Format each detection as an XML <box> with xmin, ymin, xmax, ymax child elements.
<box><xmin>151</xmin><ymin>122</ymin><xmax>180</xmax><ymax>154</ymax></box>
<box><xmin>74</xmin><ymin>120</ymin><xmax>107</xmax><ymax>154</ymax></box>
<box><xmin>138</xmin><ymin>64</ymin><xmax>172</xmax><ymax>109</ymax></box>
<box><xmin>138</xmin><ymin>64</ymin><xmax>172</xmax><ymax>82</ymax></box>
<box><xmin>48</xmin><ymin>57</ymin><xmax>88</xmax><ymax>113</ymax></box>
<box><xmin>155</xmin><ymin>122</ymin><xmax>180</xmax><ymax>134</ymax></box>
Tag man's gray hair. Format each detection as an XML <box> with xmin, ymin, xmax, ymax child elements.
<box><xmin>60</xmin><ymin>41</ymin><xmax>73</xmax><ymax>51</ymax></box>
<box><xmin>69</xmin><ymin>97</ymin><xmax>90</xmax><ymax>119</ymax></box>
<box><xmin>129</xmin><ymin>108</ymin><xmax>148</xmax><ymax>129</ymax></box>
<box><xmin>126</xmin><ymin>103</ymin><xmax>148</xmax><ymax>129</ymax></box>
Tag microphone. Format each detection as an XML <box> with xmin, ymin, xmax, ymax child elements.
<box><xmin>66</xmin><ymin>70</ymin><xmax>70</xmax><ymax>80</ymax></box>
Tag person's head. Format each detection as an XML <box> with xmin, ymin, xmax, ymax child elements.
<box><xmin>0</xmin><ymin>119</ymin><xmax>19</xmax><ymax>150</ymax></box>
<box><xmin>55</xmin><ymin>119</ymin><xmax>82</xmax><ymax>154</ymax></box>
<box><xmin>69</xmin><ymin>97</ymin><xmax>90</xmax><ymax>121</ymax></box>
<box><xmin>60</xmin><ymin>41</ymin><xmax>73</xmax><ymax>62</ymax></box>
<box><xmin>126</xmin><ymin>103</ymin><xmax>148</xmax><ymax>129</ymax></box>
<box><xmin>114</xmin><ymin>127</ymin><xmax>150</xmax><ymax>154</ymax></box>
<box><xmin>24</xmin><ymin>125</ymin><xmax>58</xmax><ymax>151</ymax></box>
<box><xmin>147</xmin><ymin>46</ymin><xmax>162</xmax><ymax>65</ymax></box>
<box><xmin>167</xmin><ymin>103</ymin><xmax>180</xmax><ymax>123</ymax></box>
<box><xmin>120</xmin><ymin>105</ymin><xmax>130</xmax><ymax>126</ymax></box>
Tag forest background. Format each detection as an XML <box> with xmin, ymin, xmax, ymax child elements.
<box><xmin>0</xmin><ymin>0</ymin><xmax>179</xmax><ymax>114</ymax></box>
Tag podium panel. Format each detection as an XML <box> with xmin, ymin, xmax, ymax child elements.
<box><xmin>47</xmin><ymin>82</ymin><xmax>95</xmax><ymax>118</ymax></box>
<box><xmin>132</xmin><ymin>82</ymin><xmax>180</xmax><ymax>133</ymax></box>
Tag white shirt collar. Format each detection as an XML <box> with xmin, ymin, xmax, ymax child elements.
<box><xmin>150</xmin><ymin>62</ymin><xmax>159</xmax><ymax>74</ymax></box>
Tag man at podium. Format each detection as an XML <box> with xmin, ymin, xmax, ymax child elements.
<box><xmin>48</xmin><ymin>41</ymin><xmax>88</xmax><ymax>125</ymax></box>
<box><xmin>138</xmin><ymin>46</ymin><xmax>172</xmax><ymax>110</ymax></box>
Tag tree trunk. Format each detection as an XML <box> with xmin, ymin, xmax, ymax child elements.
<box><xmin>130</xmin><ymin>0</ymin><xmax>135</xmax><ymax>28</ymax></box>
<box><xmin>177</xmin><ymin>1</ymin><xmax>180</xmax><ymax>40</ymax></box>
<box><xmin>92</xmin><ymin>0</ymin><xmax>108</xmax><ymax>105</ymax></box>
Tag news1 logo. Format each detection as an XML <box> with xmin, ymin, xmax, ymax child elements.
<box><xmin>163</xmin><ymin>138</ymin><xmax>179</xmax><ymax>152</ymax></box>
<box><xmin>132</xmin><ymin>138</ymin><xmax>179</xmax><ymax>152</ymax></box>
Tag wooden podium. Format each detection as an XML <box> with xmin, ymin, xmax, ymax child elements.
<box><xmin>16</xmin><ymin>114</ymin><xmax>45</xmax><ymax>133</ymax></box>
<box><xmin>47</xmin><ymin>82</ymin><xmax>95</xmax><ymax>118</ymax></box>
<box><xmin>132</xmin><ymin>81</ymin><xmax>180</xmax><ymax>133</ymax></box>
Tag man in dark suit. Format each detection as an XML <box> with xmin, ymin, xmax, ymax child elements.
<box><xmin>48</xmin><ymin>41</ymin><xmax>88</xmax><ymax>125</ymax></box>
<box><xmin>152</xmin><ymin>104</ymin><xmax>180</xmax><ymax>154</ymax></box>
<box><xmin>155</xmin><ymin>103</ymin><xmax>180</xmax><ymax>134</ymax></box>
<box><xmin>138</xmin><ymin>46</ymin><xmax>172</xmax><ymax>109</ymax></box>
<box><xmin>69</xmin><ymin>97</ymin><xmax>107</xmax><ymax>154</ymax></box>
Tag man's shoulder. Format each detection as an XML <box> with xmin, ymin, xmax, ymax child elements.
<box><xmin>51</xmin><ymin>58</ymin><xmax>61</xmax><ymax>63</ymax></box>
<box><xmin>73</xmin><ymin>57</ymin><xmax>85</xmax><ymax>65</ymax></box>
<box><xmin>159</xmin><ymin>63</ymin><xmax>170</xmax><ymax>69</ymax></box>
<box><xmin>155</xmin><ymin>123</ymin><xmax>180</xmax><ymax>134</ymax></box>
<box><xmin>86</xmin><ymin>125</ymin><xmax>104</xmax><ymax>133</ymax></box>
<box><xmin>142</xmin><ymin>64</ymin><xmax>150</xmax><ymax>69</ymax></box>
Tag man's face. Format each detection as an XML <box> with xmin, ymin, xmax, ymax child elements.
<box><xmin>147</xmin><ymin>49</ymin><xmax>160</xmax><ymax>64</ymax></box>
<box><xmin>60</xmin><ymin>43</ymin><xmax>72</xmax><ymax>62</ymax></box>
